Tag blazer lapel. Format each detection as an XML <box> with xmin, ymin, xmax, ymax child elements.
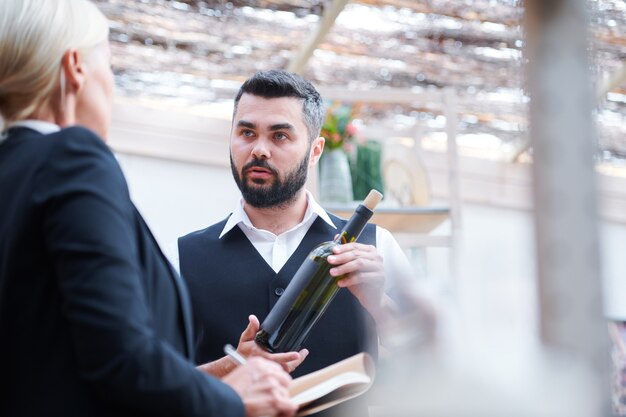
<box><xmin>166</xmin><ymin>262</ymin><xmax>195</xmax><ymax>359</ymax></box>
<box><xmin>133</xmin><ymin>206</ymin><xmax>195</xmax><ymax>359</ymax></box>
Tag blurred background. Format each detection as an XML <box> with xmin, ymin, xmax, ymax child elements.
<box><xmin>93</xmin><ymin>0</ymin><xmax>626</xmax><ymax>415</ymax></box>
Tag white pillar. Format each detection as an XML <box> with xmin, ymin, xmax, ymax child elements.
<box><xmin>526</xmin><ymin>0</ymin><xmax>610</xmax><ymax>414</ymax></box>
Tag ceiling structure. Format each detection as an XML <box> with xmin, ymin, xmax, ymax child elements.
<box><xmin>93</xmin><ymin>0</ymin><xmax>626</xmax><ymax>163</ymax></box>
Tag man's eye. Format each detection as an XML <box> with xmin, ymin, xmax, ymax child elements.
<box><xmin>274</xmin><ymin>132</ymin><xmax>288</xmax><ymax>141</ymax></box>
<box><xmin>242</xmin><ymin>130</ymin><xmax>255</xmax><ymax>137</ymax></box>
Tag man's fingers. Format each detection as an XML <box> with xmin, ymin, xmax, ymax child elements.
<box><xmin>240</xmin><ymin>314</ymin><xmax>260</xmax><ymax>342</ymax></box>
<box><xmin>329</xmin><ymin>257</ymin><xmax>375</xmax><ymax>277</ymax></box>
<box><xmin>327</xmin><ymin>248</ymin><xmax>378</xmax><ymax>266</ymax></box>
<box><xmin>285</xmin><ymin>349</ymin><xmax>309</xmax><ymax>372</ymax></box>
<box><xmin>268</xmin><ymin>351</ymin><xmax>301</xmax><ymax>362</ymax></box>
<box><xmin>249</xmin><ymin>314</ymin><xmax>260</xmax><ymax>328</ymax></box>
<box><xmin>336</xmin><ymin>271</ymin><xmax>383</xmax><ymax>287</ymax></box>
<box><xmin>332</xmin><ymin>242</ymin><xmax>373</xmax><ymax>254</ymax></box>
<box><xmin>263</xmin><ymin>349</ymin><xmax>308</xmax><ymax>373</ymax></box>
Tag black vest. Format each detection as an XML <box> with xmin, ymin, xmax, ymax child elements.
<box><xmin>179</xmin><ymin>213</ymin><xmax>378</xmax><ymax>416</ymax></box>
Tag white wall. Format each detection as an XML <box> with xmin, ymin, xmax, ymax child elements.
<box><xmin>115</xmin><ymin>153</ymin><xmax>240</xmax><ymax>251</ymax></box>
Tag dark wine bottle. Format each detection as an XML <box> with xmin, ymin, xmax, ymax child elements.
<box><xmin>255</xmin><ymin>189</ymin><xmax>383</xmax><ymax>353</ymax></box>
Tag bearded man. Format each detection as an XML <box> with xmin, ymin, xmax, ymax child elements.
<box><xmin>172</xmin><ymin>70</ymin><xmax>417</xmax><ymax>417</ymax></box>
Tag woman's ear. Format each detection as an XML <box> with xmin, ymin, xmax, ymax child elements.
<box><xmin>309</xmin><ymin>136</ymin><xmax>325</xmax><ymax>166</ymax></box>
<box><xmin>56</xmin><ymin>49</ymin><xmax>85</xmax><ymax>126</ymax></box>
<box><xmin>61</xmin><ymin>49</ymin><xmax>85</xmax><ymax>93</ymax></box>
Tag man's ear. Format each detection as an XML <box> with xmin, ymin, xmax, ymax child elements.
<box><xmin>61</xmin><ymin>49</ymin><xmax>85</xmax><ymax>93</ymax></box>
<box><xmin>309</xmin><ymin>136</ymin><xmax>325</xmax><ymax>166</ymax></box>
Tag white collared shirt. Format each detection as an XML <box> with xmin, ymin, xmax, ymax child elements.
<box><xmin>7</xmin><ymin>119</ymin><xmax>61</xmax><ymax>135</ymax></box>
<box><xmin>218</xmin><ymin>191</ymin><xmax>335</xmax><ymax>272</ymax></box>
<box><xmin>169</xmin><ymin>191</ymin><xmax>415</xmax><ymax>292</ymax></box>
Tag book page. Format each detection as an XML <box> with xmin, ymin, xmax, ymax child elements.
<box><xmin>292</xmin><ymin>371</ymin><xmax>371</xmax><ymax>404</ymax></box>
<box><xmin>289</xmin><ymin>352</ymin><xmax>375</xmax><ymax>416</ymax></box>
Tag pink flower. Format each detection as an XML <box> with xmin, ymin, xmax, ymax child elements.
<box><xmin>345</xmin><ymin>122</ymin><xmax>358</xmax><ymax>136</ymax></box>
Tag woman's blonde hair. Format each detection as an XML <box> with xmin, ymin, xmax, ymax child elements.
<box><xmin>0</xmin><ymin>0</ymin><xmax>109</xmax><ymax>127</ymax></box>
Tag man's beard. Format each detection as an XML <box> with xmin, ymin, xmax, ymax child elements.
<box><xmin>230</xmin><ymin>153</ymin><xmax>309</xmax><ymax>208</ymax></box>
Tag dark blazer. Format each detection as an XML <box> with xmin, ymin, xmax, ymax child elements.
<box><xmin>0</xmin><ymin>126</ymin><xmax>243</xmax><ymax>417</ymax></box>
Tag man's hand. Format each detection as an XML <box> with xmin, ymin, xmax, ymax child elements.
<box><xmin>196</xmin><ymin>315</ymin><xmax>308</xmax><ymax>378</ymax></box>
<box><xmin>222</xmin><ymin>357</ymin><xmax>297</xmax><ymax>417</ymax></box>
<box><xmin>235</xmin><ymin>315</ymin><xmax>309</xmax><ymax>373</ymax></box>
<box><xmin>327</xmin><ymin>241</ymin><xmax>398</xmax><ymax>327</ymax></box>
<box><xmin>327</xmin><ymin>242</ymin><xmax>389</xmax><ymax>318</ymax></box>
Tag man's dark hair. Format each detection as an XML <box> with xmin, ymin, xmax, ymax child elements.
<box><xmin>233</xmin><ymin>70</ymin><xmax>325</xmax><ymax>141</ymax></box>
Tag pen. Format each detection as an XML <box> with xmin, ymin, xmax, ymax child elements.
<box><xmin>223</xmin><ymin>343</ymin><xmax>247</xmax><ymax>365</ymax></box>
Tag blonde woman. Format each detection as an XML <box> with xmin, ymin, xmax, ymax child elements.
<box><xmin>0</xmin><ymin>1</ymin><xmax>297</xmax><ymax>417</ymax></box>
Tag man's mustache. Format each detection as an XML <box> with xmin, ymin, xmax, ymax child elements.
<box><xmin>242</xmin><ymin>159</ymin><xmax>278</xmax><ymax>176</ymax></box>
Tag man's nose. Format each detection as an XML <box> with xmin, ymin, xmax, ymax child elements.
<box><xmin>251</xmin><ymin>137</ymin><xmax>271</xmax><ymax>159</ymax></box>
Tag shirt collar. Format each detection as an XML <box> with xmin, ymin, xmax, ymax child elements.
<box><xmin>8</xmin><ymin>120</ymin><xmax>61</xmax><ymax>135</ymax></box>
<box><xmin>306</xmin><ymin>190</ymin><xmax>336</xmax><ymax>228</ymax></box>
<box><xmin>219</xmin><ymin>190</ymin><xmax>337</xmax><ymax>239</ymax></box>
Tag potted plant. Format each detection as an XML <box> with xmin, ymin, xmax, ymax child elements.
<box><xmin>318</xmin><ymin>103</ymin><xmax>357</xmax><ymax>203</ymax></box>
<box><xmin>319</xmin><ymin>103</ymin><xmax>384</xmax><ymax>202</ymax></box>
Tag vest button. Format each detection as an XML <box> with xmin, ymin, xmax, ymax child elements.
<box><xmin>274</xmin><ymin>287</ymin><xmax>285</xmax><ymax>296</ymax></box>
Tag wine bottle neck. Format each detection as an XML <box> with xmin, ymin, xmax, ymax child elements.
<box><xmin>334</xmin><ymin>204</ymin><xmax>374</xmax><ymax>244</ymax></box>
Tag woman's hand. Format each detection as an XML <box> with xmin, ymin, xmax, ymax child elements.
<box><xmin>222</xmin><ymin>357</ymin><xmax>297</xmax><ymax>417</ymax></box>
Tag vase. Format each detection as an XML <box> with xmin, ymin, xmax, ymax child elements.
<box><xmin>318</xmin><ymin>148</ymin><xmax>354</xmax><ymax>203</ymax></box>
<box><xmin>350</xmin><ymin>140</ymin><xmax>384</xmax><ymax>201</ymax></box>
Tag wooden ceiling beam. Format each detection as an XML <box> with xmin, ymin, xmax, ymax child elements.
<box><xmin>287</xmin><ymin>0</ymin><xmax>350</xmax><ymax>74</ymax></box>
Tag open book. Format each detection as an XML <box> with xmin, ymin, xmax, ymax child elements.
<box><xmin>289</xmin><ymin>352</ymin><xmax>376</xmax><ymax>417</ymax></box>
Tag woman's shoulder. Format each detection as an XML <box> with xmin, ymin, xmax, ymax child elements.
<box><xmin>3</xmin><ymin>125</ymin><xmax>120</xmax><ymax>183</ymax></box>
<box><xmin>45</xmin><ymin>126</ymin><xmax>119</xmax><ymax>169</ymax></box>
<box><xmin>49</xmin><ymin>126</ymin><xmax>112</xmax><ymax>155</ymax></box>
<box><xmin>35</xmin><ymin>126</ymin><xmax>129</xmax><ymax>200</ymax></box>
